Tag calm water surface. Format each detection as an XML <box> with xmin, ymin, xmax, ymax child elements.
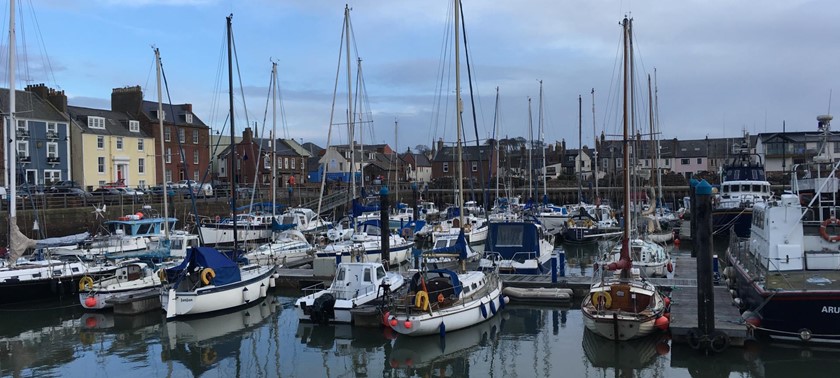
<box><xmin>1</xmin><ymin>241</ymin><xmax>839</xmax><ymax>377</ymax></box>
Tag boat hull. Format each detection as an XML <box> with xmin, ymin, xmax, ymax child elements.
<box><xmin>712</xmin><ymin>208</ymin><xmax>752</xmax><ymax>238</ymax></box>
<box><xmin>0</xmin><ymin>262</ymin><xmax>118</xmax><ymax>304</ymax></box>
<box><xmin>198</xmin><ymin>225</ymin><xmax>273</xmax><ymax>245</ymax></box>
<box><xmin>581</xmin><ymin>310</ymin><xmax>659</xmax><ymax>341</ymax></box>
<box><xmin>389</xmin><ymin>280</ymin><xmax>505</xmax><ymax>336</ymax></box>
<box><xmin>315</xmin><ymin>243</ymin><xmax>413</xmax><ymax>266</ymax></box>
<box><xmin>79</xmin><ymin>286</ymin><xmax>160</xmax><ymax>310</ymax></box>
<box><xmin>161</xmin><ymin>265</ymin><xmax>275</xmax><ymax>319</ymax></box>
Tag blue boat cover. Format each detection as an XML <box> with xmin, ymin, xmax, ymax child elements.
<box><xmin>430</xmin><ymin>229</ymin><xmax>468</xmax><ymax>261</ymax></box>
<box><xmin>484</xmin><ymin>222</ymin><xmax>540</xmax><ymax>261</ymax></box>
<box><xmin>427</xmin><ymin>269</ymin><xmax>463</xmax><ymax>297</ymax></box>
<box><xmin>271</xmin><ymin>217</ymin><xmax>296</xmax><ymax>232</ymax></box>
<box><xmin>352</xmin><ymin>198</ymin><xmax>380</xmax><ymax>218</ymax></box>
<box><xmin>166</xmin><ymin>246</ymin><xmax>241</xmax><ymax>286</ymax></box>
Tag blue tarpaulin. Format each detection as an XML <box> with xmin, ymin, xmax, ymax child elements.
<box><xmin>166</xmin><ymin>246</ymin><xmax>241</xmax><ymax>286</ymax></box>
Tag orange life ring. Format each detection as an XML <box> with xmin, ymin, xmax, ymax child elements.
<box><xmin>820</xmin><ymin>218</ymin><xmax>840</xmax><ymax>242</ymax></box>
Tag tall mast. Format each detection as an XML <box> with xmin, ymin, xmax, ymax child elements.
<box><xmin>647</xmin><ymin>74</ymin><xmax>658</xmax><ymax>215</ymax></box>
<box><xmin>8</xmin><ymin>0</ymin><xmax>16</xmax><ymax>221</ymax></box>
<box><xmin>592</xmin><ymin>88</ymin><xmax>598</xmax><ymax>202</ymax></box>
<box><xmin>345</xmin><ymin>5</ymin><xmax>356</xmax><ymax>202</ymax></box>
<box><xmin>226</xmin><ymin>14</ymin><xmax>238</xmax><ymax>251</ymax></box>
<box><xmin>493</xmin><ymin>87</ymin><xmax>500</xmax><ymax>200</ymax></box>
<box><xmin>271</xmin><ymin>62</ymin><xmax>278</xmax><ymax>216</ymax></box>
<box><xmin>620</xmin><ymin>17</ymin><xmax>632</xmax><ymax>276</ymax></box>
<box><xmin>455</xmin><ymin>0</ymin><xmax>464</xmax><ymax>227</ymax></box>
<box><xmin>155</xmin><ymin>48</ymin><xmax>169</xmax><ymax>239</ymax></box>
<box><xmin>654</xmin><ymin>69</ymin><xmax>664</xmax><ymax>204</ymax></box>
<box><xmin>527</xmin><ymin>97</ymin><xmax>533</xmax><ymax>200</ymax></box>
<box><xmin>578</xmin><ymin>95</ymin><xmax>583</xmax><ymax>204</ymax></box>
<box><xmin>539</xmin><ymin>81</ymin><xmax>547</xmax><ymax>199</ymax></box>
<box><xmin>394</xmin><ymin>119</ymin><xmax>399</xmax><ymax>208</ymax></box>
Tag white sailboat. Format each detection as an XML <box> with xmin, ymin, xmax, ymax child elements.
<box><xmin>581</xmin><ymin>17</ymin><xmax>668</xmax><ymax>341</ymax></box>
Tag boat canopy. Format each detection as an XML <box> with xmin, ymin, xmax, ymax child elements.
<box><xmin>166</xmin><ymin>246</ymin><xmax>241</xmax><ymax>286</ymax></box>
<box><xmin>352</xmin><ymin>198</ymin><xmax>380</xmax><ymax>218</ymax></box>
<box><xmin>430</xmin><ymin>230</ymin><xmax>468</xmax><ymax>260</ymax></box>
<box><xmin>484</xmin><ymin>222</ymin><xmax>541</xmax><ymax>260</ymax></box>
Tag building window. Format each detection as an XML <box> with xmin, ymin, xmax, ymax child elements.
<box><xmin>285</xmin><ymin>158</ymin><xmax>289</xmax><ymax>170</ymax></box>
<box><xmin>166</xmin><ymin>148</ymin><xmax>171</xmax><ymax>163</ymax></box>
<box><xmin>219</xmin><ymin>160</ymin><xmax>227</xmax><ymax>177</ymax></box>
<box><xmin>99</xmin><ymin>180</ymin><xmax>106</xmax><ymax>187</ymax></box>
<box><xmin>443</xmin><ymin>162</ymin><xmax>449</xmax><ymax>173</ymax></box>
<box><xmin>98</xmin><ymin>157</ymin><xmax>105</xmax><ymax>173</ymax></box>
<box><xmin>193</xmin><ymin>150</ymin><xmax>199</xmax><ymax>165</ymax></box>
<box><xmin>116</xmin><ymin>137</ymin><xmax>123</xmax><ymax>150</ymax></box>
<box><xmin>16</xmin><ymin>141</ymin><xmax>28</xmax><ymax>158</ymax></box>
<box><xmin>155</xmin><ymin>110</ymin><xmax>166</xmax><ymax>120</ymax></box>
<box><xmin>138</xmin><ymin>158</ymin><xmax>145</xmax><ymax>174</ymax></box>
<box><xmin>138</xmin><ymin>180</ymin><xmax>146</xmax><ymax>188</ymax></box>
<box><xmin>178</xmin><ymin>129</ymin><xmax>185</xmax><ymax>143</ymax></box>
<box><xmin>193</xmin><ymin>171</ymin><xmax>199</xmax><ymax>182</ymax></box>
<box><xmin>291</xmin><ymin>158</ymin><xmax>296</xmax><ymax>170</ymax></box>
<box><xmin>264</xmin><ymin>155</ymin><xmax>271</xmax><ymax>169</ymax></box>
<box><xmin>665</xmin><ymin>159</ymin><xmax>670</xmax><ymax>166</ymax></box>
<box><xmin>681</xmin><ymin>158</ymin><xmax>690</xmax><ymax>165</ymax></box>
<box><xmin>616</xmin><ymin>159</ymin><xmax>623</xmax><ymax>168</ymax></box>
<box><xmin>192</xmin><ymin>130</ymin><xmax>198</xmax><ymax>144</ymax></box>
<box><xmin>696</xmin><ymin>158</ymin><xmax>702</xmax><ymax>164</ymax></box>
<box><xmin>97</xmin><ymin>136</ymin><xmax>104</xmax><ymax>149</ymax></box>
<box><xmin>44</xmin><ymin>170</ymin><xmax>61</xmax><ymax>184</ymax></box>
<box><xmin>46</xmin><ymin>142</ymin><xmax>58</xmax><ymax>158</ymax></box>
<box><xmin>165</xmin><ymin>170</ymin><xmax>172</xmax><ymax>183</ymax></box>
<box><xmin>138</xmin><ymin>138</ymin><xmax>144</xmax><ymax>151</ymax></box>
<box><xmin>301</xmin><ymin>158</ymin><xmax>305</xmax><ymax>171</ymax></box>
<box><xmin>47</xmin><ymin>122</ymin><xmax>58</xmax><ymax>134</ymax></box>
<box><xmin>87</xmin><ymin>116</ymin><xmax>105</xmax><ymax>129</ymax></box>
<box><xmin>471</xmin><ymin>161</ymin><xmax>477</xmax><ymax>172</ymax></box>
<box><xmin>186</xmin><ymin>113</ymin><xmax>193</xmax><ymax>124</ymax></box>
<box><xmin>129</xmin><ymin>120</ymin><xmax>140</xmax><ymax>132</ymax></box>
<box><xmin>164</xmin><ymin>127</ymin><xmax>171</xmax><ymax>142</ymax></box>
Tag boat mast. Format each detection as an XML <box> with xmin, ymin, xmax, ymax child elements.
<box><xmin>578</xmin><ymin>95</ymin><xmax>583</xmax><ymax>204</ymax></box>
<box><xmin>527</xmin><ymin>97</ymin><xmax>533</xmax><ymax>200</ymax></box>
<box><xmin>620</xmin><ymin>17</ymin><xmax>632</xmax><ymax>276</ymax></box>
<box><xmin>493</xmin><ymin>87</ymin><xmax>500</xmax><ymax>201</ymax></box>
<box><xmin>592</xmin><ymin>88</ymin><xmax>598</xmax><ymax>202</ymax></box>
<box><xmin>271</xmin><ymin>61</ymin><xmax>278</xmax><ymax>216</ymax></box>
<box><xmin>226</xmin><ymin>14</ymin><xmax>238</xmax><ymax>252</ymax></box>
<box><xmin>345</xmin><ymin>5</ymin><xmax>356</xmax><ymax>203</ymax></box>
<box><xmin>648</xmin><ymin>74</ymin><xmax>658</xmax><ymax>217</ymax></box>
<box><xmin>539</xmin><ymin>81</ymin><xmax>547</xmax><ymax>200</ymax></box>
<box><xmin>8</xmin><ymin>0</ymin><xmax>16</xmax><ymax>226</ymax></box>
<box><xmin>654</xmin><ymin>69</ymin><xmax>664</xmax><ymax>207</ymax></box>
<box><xmin>155</xmin><ymin>48</ymin><xmax>170</xmax><ymax>240</ymax></box>
<box><xmin>455</xmin><ymin>0</ymin><xmax>464</xmax><ymax>228</ymax></box>
<box><xmin>394</xmin><ymin>119</ymin><xmax>399</xmax><ymax>208</ymax></box>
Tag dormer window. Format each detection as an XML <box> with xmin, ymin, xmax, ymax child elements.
<box><xmin>88</xmin><ymin>116</ymin><xmax>105</xmax><ymax>129</ymax></box>
<box><xmin>185</xmin><ymin>113</ymin><xmax>193</xmax><ymax>124</ymax></box>
<box><xmin>369</xmin><ymin>153</ymin><xmax>375</xmax><ymax>160</ymax></box>
<box><xmin>154</xmin><ymin>110</ymin><xmax>165</xmax><ymax>120</ymax></box>
<box><xmin>345</xmin><ymin>151</ymin><xmax>351</xmax><ymax>159</ymax></box>
<box><xmin>129</xmin><ymin>120</ymin><xmax>140</xmax><ymax>132</ymax></box>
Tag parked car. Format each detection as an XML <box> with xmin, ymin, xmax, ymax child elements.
<box><xmin>49</xmin><ymin>180</ymin><xmax>81</xmax><ymax>191</ymax></box>
<box><xmin>182</xmin><ymin>183</ymin><xmax>214</xmax><ymax>198</ymax></box>
<box><xmin>91</xmin><ymin>188</ymin><xmax>121</xmax><ymax>196</ymax></box>
<box><xmin>17</xmin><ymin>184</ymin><xmax>44</xmax><ymax>198</ymax></box>
<box><xmin>150</xmin><ymin>185</ymin><xmax>176</xmax><ymax>196</ymax></box>
<box><xmin>48</xmin><ymin>187</ymin><xmax>92</xmax><ymax>197</ymax></box>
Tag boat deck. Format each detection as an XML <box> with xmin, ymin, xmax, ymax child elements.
<box><xmin>763</xmin><ymin>270</ymin><xmax>840</xmax><ymax>291</ymax></box>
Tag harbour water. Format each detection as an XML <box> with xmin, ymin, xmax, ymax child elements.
<box><xmin>2</xmin><ymin>241</ymin><xmax>839</xmax><ymax>377</ymax></box>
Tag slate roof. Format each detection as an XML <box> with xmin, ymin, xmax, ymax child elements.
<box><xmin>140</xmin><ymin>100</ymin><xmax>209</xmax><ymax>128</ymax></box>
<box><xmin>67</xmin><ymin>105</ymin><xmax>152</xmax><ymax>138</ymax></box>
<box><xmin>0</xmin><ymin>89</ymin><xmax>67</xmax><ymax>121</ymax></box>
<box><xmin>433</xmin><ymin>145</ymin><xmax>493</xmax><ymax>162</ymax></box>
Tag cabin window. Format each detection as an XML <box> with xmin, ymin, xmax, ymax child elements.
<box><xmin>496</xmin><ymin>224</ymin><xmax>524</xmax><ymax>247</ymax></box>
<box><xmin>752</xmin><ymin>185</ymin><xmax>761</xmax><ymax>192</ymax></box>
<box><xmin>376</xmin><ymin>266</ymin><xmax>385</xmax><ymax>280</ymax></box>
<box><xmin>336</xmin><ymin>267</ymin><xmax>346</xmax><ymax>281</ymax></box>
<box><xmin>364</xmin><ymin>268</ymin><xmax>372</xmax><ymax>282</ymax></box>
<box><xmin>172</xmin><ymin>239</ymin><xmax>183</xmax><ymax>251</ymax></box>
<box><xmin>137</xmin><ymin>224</ymin><xmax>152</xmax><ymax>235</ymax></box>
<box><xmin>741</xmin><ymin>185</ymin><xmax>750</xmax><ymax>192</ymax></box>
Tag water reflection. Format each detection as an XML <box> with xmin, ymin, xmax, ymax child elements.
<box><xmin>562</xmin><ymin>239</ymin><xmax>616</xmax><ymax>277</ymax></box>
<box><xmin>582</xmin><ymin>329</ymin><xmax>669</xmax><ymax>373</ymax></box>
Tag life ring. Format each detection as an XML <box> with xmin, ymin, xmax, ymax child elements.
<box><xmin>820</xmin><ymin>218</ymin><xmax>840</xmax><ymax>242</ymax></box>
<box><xmin>592</xmin><ymin>291</ymin><xmax>612</xmax><ymax>309</ymax></box>
<box><xmin>709</xmin><ymin>330</ymin><xmax>730</xmax><ymax>353</ymax></box>
<box><xmin>463</xmin><ymin>224</ymin><xmax>472</xmax><ymax>233</ymax></box>
<box><xmin>414</xmin><ymin>291</ymin><xmax>430</xmax><ymax>311</ymax></box>
<box><xmin>78</xmin><ymin>276</ymin><xmax>94</xmax><ymax>291</ymax></box>
<box><xmin>201</xmin><ymin>348</ymin><xmax>218</xmax><ymax>365</ymax></box>
<box><xmin>200</xmin><ymin>268</ymin><xmax>216</xmax><ymax>285</ymax></box>
<box><xmin>433</xmin><ymin>225</ymin><xmax>443</xmax><ymax>233</ymax></box>
<box><xmin>158</xmin><ymin>269</ymin><xmax>167</xmax><ymax>282</ymax></box>
<box><xmin>437</xmin><ymin>293</ymin><xmax>445</xmax><ymax>303</ymax></box>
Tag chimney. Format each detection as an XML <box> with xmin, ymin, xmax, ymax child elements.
<box><xmin>243</xmin><ymin>127</ymin><xmax>253</xmax><ymax>143</ymax></box>
<box><xmin>437</xmin><ymin>137</ymin><xmax>444</xmax><ymax>152</ymax></box>
<box><xmin>184</xmin><ymin>103</ymin><xmax>193</xmax><ymax>112</ymax></box>
<box><xmin>111</xmin><ymin>86</ymin><xmax>144</xmax><ymax>115</ymax></box>
<box><xmin>26</xmin><ymin>84</ymin><xmax>68</xmax><ymax>114</ymax></box>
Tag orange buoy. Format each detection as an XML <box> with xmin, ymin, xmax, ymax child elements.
<box><xmin>85</xmin><ymin>296</ymin><xmax>97</xmax><ymax>308</ymax></box>
<box><xmin>389</xmin><ymin>318</ymin><xmax>398</xmax><ymax>327</ymax></box>
<box><xmin>673</xmin><ymin>238</ymin><xmax>681</xmax><ymax>247</ymax></box>
<box><xmin>85</xmin><ymin>316</ymin><xmax>97</xmax><ymax>328</ymax></box>
<box><xmin>655</xmin><ymin>315</ymin><xmax>670</xmax><ymax>331</ymax></box>
<box><xmin>135</xmin><ymin>212</ymin><xmax>144</xmax><ymax>219</ymax></box>
<box><xmin>667</xmin><ymin>261</ymin><xmax>674</xmax><ymax>273</ymax></box>
<box><xmin>437</xmin><ymin>293</ymin><xmax>445</xmax><ymax>303</ymax></box>
<box><xmin>663</xmin><ymin>296</ymin><xmax>671</xmax><ymax>308</ymax></box>
<box><xmin>404</xmin><ymin>320</ymin><xmax>413</xmax><ymax>329</ymax></box>
<box><xmin>382</xmin><ymin>311</ymin><xmax>391</xmax><ymax>327</ymax></box>
<box><xmin>656</xmin><ymin>341</ymin><xmax>671</xmax><ymax>355</ymax></box>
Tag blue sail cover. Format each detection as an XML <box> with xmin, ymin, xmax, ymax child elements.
<box><xmin>430</xmin><ymin>230</ymin><xmax>468</xmax><ymax>260</ymax></box>
<box><xmin>445</xmin><ymin>206</ymin><xmax>461</xmax><ymax>219</ymax></box>
<box><xmin>484</xmin><ymin>222</ymin><xmax>540</xmax><ymax>261</ymax></box>
<box><xmin>271</xmin><ymin>217</ymin><xmax>296</xmax><ymax>232</ymax></box>
<box><xmin>352</xmin><ymin>198</ymin><xmax>380</xmax><ymax>218</ymax></box>
<box><xmin>166</xmin><ymin>246</ymin><xmax>241</xmax><ymax>286</ymax></box>
<box><xmin>427</xmin><ymin>269</ymin><xmax>463</xmax><ymax>297</ymax></box>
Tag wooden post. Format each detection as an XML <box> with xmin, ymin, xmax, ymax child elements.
<box><xmin>695</xmin><ymin>179</ymin><xmax>716</xmax><ymax>344</ymax></box>
<box><xmin>689</xmin><ymin>178</ymin><xmax>699</xmax><ymax>257</ymax></box>
<box><xmin>380</xmin><ymin>186</ymin><xmax>390</xmax><ymax>271</ymax></box>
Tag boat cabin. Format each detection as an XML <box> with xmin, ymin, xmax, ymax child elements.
<box><xmin>330</xmin><ymin>263</ymin><xmax>387</xmax><ymax>300</ymax></box>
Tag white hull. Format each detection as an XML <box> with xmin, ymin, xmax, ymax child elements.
<box><xmin>389</xmin><ymin>273</ymin><xmax>505</xmax><ymax>336</ymax></box>
<box><xmin>198</xmin><ymin>226</ymin><xmax>272</xmax><ymax>245</ymax></box>
<box><xmin>161</xmin><ymin>265</ymin><xmax>275</xmax><ymax>318</ymax></box>
<box><xmin>582</xmin><ymin>312</ymin><xmax>658</xmax><ymax>341</ymax></box>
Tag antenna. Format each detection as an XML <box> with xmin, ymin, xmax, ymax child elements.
<box><xmin>828</xmin><ymin>89</ymin><xmax>833</xmax><ymax>115</ymax></box>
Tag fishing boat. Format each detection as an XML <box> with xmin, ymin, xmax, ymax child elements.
<box><xmin>78</xmin><ymin>259</ymin><xmax>165</xmax><ymax>310</ymax></box>
<box><xmin>197</xmin><ymin>212</ymin><xmax>276</xmax><ymax>246</ymax></box>
<box><xmin>561</xmin><ymin>203</ymin><xmax>620</xmax><ymax>243</ymax></box>
<box><xmin>712</xmin><ymin>133</ymin><xmax>771</xmax><ymax>238</ymax></box>
<box><xmin>580</xmin><ymin>17</ymin><xmax>668</xmax><ymax>342</ymax></box>
<box><xmin>479</xmin><ymin>221</ymin><xmax>555</xmax><ymax>274</ymax></box>
<box><xmin>295</xmin><ymin>262</ymin><xmax>404</xmax><ymax>324</ymax></box>
<box><xmin>723</xmin><ymin>114</ymin><xmax>840</xmax><ymax>343</ymax></box>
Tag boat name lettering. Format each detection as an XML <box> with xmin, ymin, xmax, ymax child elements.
<box><xmin>180</xmin><ymin>298</ymin><xmax>194</xmax><ymax>303</ymax></box>
<box><xmin>822</xmin><ymin>306</ymin><xmax>840</xmax><ymax>314</ymax></box>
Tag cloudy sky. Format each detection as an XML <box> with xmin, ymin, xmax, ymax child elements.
<box><xmin>1</xmin><ymin>0</ymin><xmax>838</xmax><ymax>152</ymax></box>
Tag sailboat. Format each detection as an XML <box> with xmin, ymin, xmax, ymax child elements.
<box><xmin>581</xmin><ymin>17</ymin><xmax>668</xmax><ymax>341</ymax></box>
<box><xmin>0</xmin><ymin>0</ymin><xmax>117</xmax><ymax>304</ymax></box>
<box><xmin>387</xmin><ymin>0</ymin><xmax>505</xmax><ymax>337</ymax></box>
<box><xmin>160</xmin><ymin>15</ymin><xmax>276</xmax><ymax>319</ymax></box>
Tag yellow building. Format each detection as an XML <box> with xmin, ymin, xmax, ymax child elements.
<box><xmin>67</xmin><ymin>106</ymin><xmax>156</xmax><ymax>190</ymax></box>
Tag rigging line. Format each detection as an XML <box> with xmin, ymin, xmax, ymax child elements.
<box><xmin>429</xmin><ymin>0</ymin><xmax>455</xmax><ymax>149</ymax></box>
<box><xmin>25</xmin><ymin>0</ymin><xmax>57</xmax><ymax>88</ymax></box>
<box><xmin>208</xmin><ymin>27</ymin><xmax>228</xmax><ymax>134</ymax></box>
<box><xmin>231</xmin><ymin>27</ymin><xmax>252</xmax><ymax>142</ymax></box>
<box><xmin>317</xmin><ymin>11</ymin><xmax>349</xmax><ymax>216</ymax></box>
<box><xmin>459</xmin><ymin>1</ymin><xmax>489</xmax><ymax>215</ymax></box>
<box><xmin>16</xmin><ymin>3</ymin><xmax>30</xmax><ymax>86</ymax></box>
<box><xmin>159</xmin><ymin>55</ymin><xmax>203</xmax><ymax>244</ymax></box>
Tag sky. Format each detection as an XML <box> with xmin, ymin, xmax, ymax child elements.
<box><xmin>1</xmin><ymin>0</ymin><xmax>839</xmax><ymax>153</ymax></box>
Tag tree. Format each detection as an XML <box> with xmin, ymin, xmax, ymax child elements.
<box><xmin>415</xmin><ymin>144</ymin><xmax>431</xmax><ymax>154</ymax></box>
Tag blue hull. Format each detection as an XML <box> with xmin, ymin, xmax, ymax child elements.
<box><xmin>712</xmin><ymin>209</ymin><xmax>752</xmax><ymax>238</ymax></box>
